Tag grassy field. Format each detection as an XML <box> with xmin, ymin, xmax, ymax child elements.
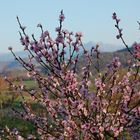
<box><xmin>0</xmin><ymin>78</ymin><xmax>38</xmax><ymax>136</ymax></box>
<box><xmin>15</xmin><ymin>80</ymin><xmax>38</xmax><ymax>90</ymax></box>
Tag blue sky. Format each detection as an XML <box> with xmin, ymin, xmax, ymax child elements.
<box><xmin>0</xmin><ymin>0</ymin><xmax>140</xmax><ymax>53</ymax></box>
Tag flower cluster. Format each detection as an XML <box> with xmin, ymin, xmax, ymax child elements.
<box><xmin>113</xmin><ymin>12</ymin><xmax>140</xmax><ymax>62</ymax></box>
<box><xmin>112</xmin><ymin>12</ymin><xmax>122</xmax><ymax>39</ymax></box>
<box><xmin>1</xmin><ymin>11</ymin><xmax>140</xmax><ymax>140</ymax></box>
<box><xmin>132</xmin><ymin>42</ymin><xmax>140</xmax><ymax>59</ymax></box>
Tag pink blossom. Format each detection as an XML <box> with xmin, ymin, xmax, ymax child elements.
<box><xmin>55</xmin><ymin>27</ymin><xmax>61</xmax><ymax>32</ymax></box>
<box><xmin>132</xmin><ymin>42</ymin><xmax>140</xmax><ymax>59</ymax></box>
<box><xmin>90</xmin><ymin>127</ymin><xmax>98</xmax><ymax>133</ymax></box>
<box><xmin>75</xmin><ymin>32</ymin><xmax>83</xmax><ymax>40</ymax></box>
<box><xmin>95</xmin><ymin>77</ymin><xmax>105</xmax><ymax>90</ymax></box>
<box><xmin>20</xmin><ymin>36</ymin><xmax>29</xmax><ymax>46</ymax></box>
<box><xmin>74</xmin><ymin>46</ymin><xmax>79</xmax><ymax>52</ymax></box>
<box><xmin>59</xmin><ymin>10</ymin><xmax>65</xmax><ymax>22</ymax></box>
<box><xmin>41</xmin><ymin>30</ymin><xmax>49</xmax><ymax>39</ymax></box>
<box><xmin>55</xmin><ymin>34</ymin><xmax>64</xmax><ymax>44</ymax></box>
<box><xmin>112</xmin><ymin>12</ymin><xmax>117</xmax><ymax>20</ymax></box>
<box><xmin>112</xmin><ymin>57</ymin><xmax>121</xmax><ymax>68</ymax></box>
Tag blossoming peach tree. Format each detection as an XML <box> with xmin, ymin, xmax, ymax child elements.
<box><xmin>1</xmin><ymin>11</ymin><xmax>140</xmax><ymax>139</ymax></box>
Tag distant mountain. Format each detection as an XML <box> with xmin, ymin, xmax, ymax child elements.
<box><xmin>0</xmin><ymin>42</ymin><xmax>124</xmax><ymax>62</ymax></box>
<box><xmin>0</xmin><ymin>61</ymin><xmax>21</xmax><ymax>74</ymax></box>
<box><xmin>0</xmin><ymin>42</ymin><xmax>132</xmax><ymax>74</ymax></box>
<box><xmin>6</xmin><ymin>61</ymin><xmax>21</xmax><ymax>69</ymax></box>
<box><xmin>77</xmin><ymin>45</ymin><xmax>133</xmax><ymax>74</ymax></box>
<box><xmin>0</xmin><ymin>51</ymin><xmax>28</xmax><ymax>62</ymax></box>
<box><xmin>0</xmin><ymin>52</ymin><xmax>14</xmax><ymax>62</ymax></box>
<box><xmin>0</xmin><ymin>61</ymin><xmax>9</xmax><ymax>72</ymax></box>
<box><xmin>84</xmin><ymin>41</ymin><xmax>124</xmax><ymax>52</ymax></box>
<box><xmin>117</xmin><ymin>46</ymin><xmax>133</xmax><ymax>52</ymax></box>
<box><xmin>0</xmin><ymin>50</ymin><xmax>29</xmax><ymax>73</ymax></box>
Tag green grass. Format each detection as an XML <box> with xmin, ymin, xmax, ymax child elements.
<box><xmin>0</xmin><ymin>116</ymin><xmax>37</xmax><ymax>138</ymax></box>
<box><xmin>11</xmin><ymin>100</ymin><xmax>44</xmax><ymax>112</ymax></box>
<box><xmin>23</xmin><ymin>80</ymin><xmax>38</xmax><ymax>89</ymax></box>
<box><xmin>0</xmin><ymin>80</ymin><xmax>39</xmax><ymax>110</ymax></box>
<box><xmin>0</xmin><ymin>91</ymin><xmax>17</xmax><ymax>109</ymax></box>
<box><xmin>14</xmin><ymin>80</ymin><xmax>38</xmax><ymax>90</ymax></box>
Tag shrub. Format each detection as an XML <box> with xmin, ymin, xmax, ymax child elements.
<box><xmin>1</xmin><ymin>11</ymin><xmax>140</xmax><ymax>140</ymax></box>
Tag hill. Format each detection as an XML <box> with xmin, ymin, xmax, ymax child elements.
<box><xmin>0</xmin><ymin>43</ymin><xmax>132</xmax><ymax>74</ymax></box>
<box><xmin>77</xmin><ymin>46</ymin><xmax>133</xmax><ymax>74</ymax></box>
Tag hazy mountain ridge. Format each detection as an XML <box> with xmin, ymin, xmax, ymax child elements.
<box><xmin>0</xmin><ymin>51</ymin><xmax>29</xmax><ymax>62</ymax></box>
<box><xmin>0</xmin><ymin>41</ymin><xmax>124</xmax><ymax>61</ymax></box>
<box><xmin>0</xmin><ymin>42</ymin><xmax>131</xmax><ymax>73</ymax></box>
<box><xmin>84</xmin><ymin>41</ymin><xmax>124</xmax><ymax>52</ymax></box>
